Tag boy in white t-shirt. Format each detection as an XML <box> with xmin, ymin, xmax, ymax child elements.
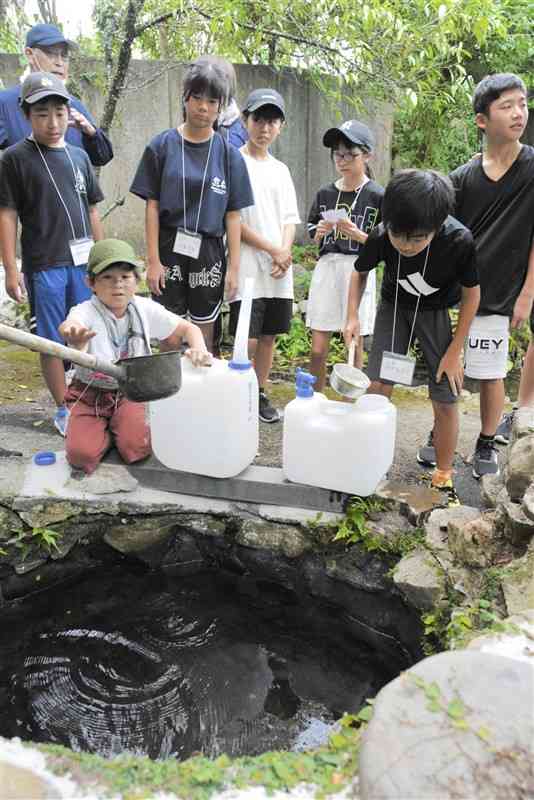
<box><xmin>229</xmin><ymin>88</ymin><xmax>301</xmax><ymax>423</ymax></box>
<box><xmin>59</xmin><ymin>238</ymin><xmax>211</xmax><ymax>475</ymax></box>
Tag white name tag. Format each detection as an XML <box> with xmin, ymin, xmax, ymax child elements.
<box><xmin>69</xmin><ymin>237</ymin><xmax>94</xmax><ymax>266</ymax></box>
<box><xmin>173</xmin><ymin>229</ymin><xmax>202</xmax><ymax>259</ymax></box>
<box><xmin>380</xmin><ymin>350</ymin><xmax>416</xmax><ymax>386</ymax></box>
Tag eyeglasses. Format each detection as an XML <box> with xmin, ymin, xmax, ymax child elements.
<box><xmin>36</xmin><ymin>46</ymin><xmax>70</xmax><ymax>62</ymax></box>
<box><xmin>333</xmin><ymin>151</ymin><xmax>362</xmax><ymax>162</ymax></box>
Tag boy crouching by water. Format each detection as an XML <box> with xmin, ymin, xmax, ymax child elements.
<box><xmin>59</xmin><ymin>238</ymin><xmax>211</xmax><ymax>474</ymax></box>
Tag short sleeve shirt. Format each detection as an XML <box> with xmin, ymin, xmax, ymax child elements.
<box><xmin>450</xmin><ymin>146</ymin><xmax>534</xmax><ymax>316</ymax></box>
<box><xmin>356</xmin><ymin>216</ymin><xmax>479</xmax><ymax>310</ymax></box>
<box><xmin>307</xmin><ymin>180</ymin><xmax>384</xmax><ymax>258</ymax></box>
<box><xmin>130</xmin><ymin>129</ymin><xmax>254</xmax><ymax>261</ymax></box>
<box><xmin>0</xmin><ymin>138</ymin><xmax>104</xmax><ymax>273</ymax></box>
<box><xmin>238</xmin><ymin>151</ymin><xmax>301</xmax><ymax>300</ymax></box>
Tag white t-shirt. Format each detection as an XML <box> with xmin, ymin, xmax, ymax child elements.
<box><xmin>66</xmin><ymin>295</ymin><xmax>181</xmax><ymax>384</ymax></box>
<box><xmin>237</xmin><ymin>151</ymin><xmax>301</xmax><ymax>301</ymax></box>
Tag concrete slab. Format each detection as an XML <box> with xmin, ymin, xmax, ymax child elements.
<box><xmin>129</xmin><ymin>457</ymin><xmax>350</xmax><ymax>513</ymax></box>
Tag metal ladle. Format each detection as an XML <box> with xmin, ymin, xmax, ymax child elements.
<box><xmin>329</xmin><ymin>339</ymin><xmax>370</xmax><ymax>400</ymax></box>
<box><xmin>0</xmin><ymin>322</ymin><xmax>181</xmax><ymax>402</ymax></box>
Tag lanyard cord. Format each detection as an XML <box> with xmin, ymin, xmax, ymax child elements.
<box><xmin>181</xmin><ymin>132</ymin><xmax>214</xmax><ymax>235</ymax></box>
<box><xmin>334</xmin><ymin>176</ymin><xmax>368</xmax><ymax>216</ymax></box>
<box><xmin>391</xmin><ymin>243</ymin><xmax>431</xmax><ymax>355</ymax></box>
<box><xmin>33</xmin><ymin>140</ymin><xmax>88</xmax><ymax>240</ymax></box>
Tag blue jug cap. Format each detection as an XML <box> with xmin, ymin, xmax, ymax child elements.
<box><xmin>228</xmin><ymin>359</ymin><xmax>252</xmax><ymax>371</ymax></box>
<box><xmin>295</xmin><ymin>368</ymin><xmax>316</xmax><ymax>398</ymax></box>
<box><xmin>34</xmin><ymin>451</ymin><xmax>56</xmax><ymax>466</ymax></box>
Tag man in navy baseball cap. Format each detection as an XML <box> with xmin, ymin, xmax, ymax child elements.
<box><xmin>0</xmin><ymin>23</ymin><xmax>113</xmax><ymax>166</ymax></box>
<box><xmin>25</xmin><ymin>23</ymin><xmax>75</xmax><ymax>49</ymax></box>
<box><xmin>242</xmin><ymin>88</ymin><xmax>285</xmax><ymax>119</ymax></box>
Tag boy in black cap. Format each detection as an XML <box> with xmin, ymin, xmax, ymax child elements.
<box><xmin>0</xmin><ymin>24</ymin><xmax>113</xmax><ymax>166</ymax></box>
<box><xmin>307</xmin><ymin>119</ymin><xmax>384</xmax><ymax>389</ymax></box>
<box><xmin>0</xmin><ymin>71</ymin><xmax>104</xmax><ymax>436</ymax></box>
<box><xmin>229</xmin><ymin>88</ymin><xmax>300</xmax><ymax>422</ymax></box>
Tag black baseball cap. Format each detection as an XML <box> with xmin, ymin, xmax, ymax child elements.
<box><xmin>20</xmin><ymin>72</ymin><xmax>70</xmax><ymax>105</ymax></box>
<box><xmin>26</xmin><ymin>24</ymin><xmax>75</xmax><ymax>49</ymax></box>
<box><xmin>243</xmin><ymin>88</ymin><xmax>285</xmax><ymax>118</ymax></box>
<box><xmin>323</xmin><ymin>120</ymin><xmax>375</xmax><ymax>152</ymax></box>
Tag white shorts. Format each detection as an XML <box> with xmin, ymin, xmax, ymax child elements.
<box><xmin>464</xmin><ymin>314</ymin><xmax>509</xmax><ymax>379</ymax></box>
<box><xmin>306</xmin><ymin>253</ymin><xmax>376</xmax><ymax>335</ymax></box>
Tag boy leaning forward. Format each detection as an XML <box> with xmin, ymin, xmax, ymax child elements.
<box><xmin>345</xmin><ymin>170</ymin><xmax>480</xmax><ymax>503</ymax></box>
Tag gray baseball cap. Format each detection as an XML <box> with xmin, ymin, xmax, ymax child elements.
<box><xmin>323</xmin><ymin>120</ymin><xmax>375</xmax><ymax>151</ymax></box>
<box><xmin>20</xmin><ymin>71</ymin><xmax>70</xmax><ymax>105</ymax></box>
<box><xmin>243</xmin><ymin>88</ymin><xmax>285</xmax><ymax>118</ymax></box>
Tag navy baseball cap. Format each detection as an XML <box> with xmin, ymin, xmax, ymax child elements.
<box><xmin>26</xmin><ymin>24</ymin><xmax>75</xmax><ymax>49</ymax></box>
<box><xmin>243</xmin><ymin>88</ymin><xmax>285</xmax><ymax>118</ymax></box>
<box><xmin>323</xmin><ymin>120</ymin><xmax>375</xmax><ymax>152</ymax></box>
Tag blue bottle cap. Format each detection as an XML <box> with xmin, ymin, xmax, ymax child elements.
<box><xmin>295</xmin><ymin>368</ymin><xmax>316</xmax><ymax>398</ymax></box>
<box><xmin>34</xmin><ymin>451</ymin><xmax>56</xmax><ymax>466</ymax></box>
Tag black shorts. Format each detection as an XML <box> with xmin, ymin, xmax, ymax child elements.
<box><xmin>229</xmin><ymin>297</ymin><xmax>293</xmax><ymax>338</ymax></box>
<box><xmin>155</xmin><ymin>236</ymin><xmax>225</xmax><ymax>324</ymax></box>
<box><xmin>367</xmin><ymin>300</ymin><xmax>458</xmax><ymax>403</ymax></box>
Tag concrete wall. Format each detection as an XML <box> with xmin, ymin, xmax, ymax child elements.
<box><xmin>0</xmin><ymin>55</ymin><xmax>393</xmax><ymax>250</ymax></box>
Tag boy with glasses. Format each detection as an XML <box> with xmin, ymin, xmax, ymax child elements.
<box><xmin>0</xmin><ymin>24</ymin><xmax>113</xmax><ymax>166</ymax></box>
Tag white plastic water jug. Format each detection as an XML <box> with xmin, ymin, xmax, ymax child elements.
<box><xmin>150</xmin><ymin>279</ymin><xmax>259</xmax><ymax>478</ymax></box>
<box><xmin>283</xmin><ymin>370</ymin><xmax>397</xmax><ymax>496</ymax></box>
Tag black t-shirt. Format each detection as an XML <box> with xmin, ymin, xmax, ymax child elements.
<box><xmin>130</xmin><ymin>128</ymin><xmax>254</xmax><ymax>265</ymax></box>
<box><xmin>0</xmin><ymin>138</ymin><xmax>104</xmax><ymax>274</ymax></box>
<box><xmin>356</xmin><ymin>216</ymin><xmax>479</xmax><ymax>310</ymax></box>
<box><xmin>307</xmin><ymin>180</ymin><xmax>383</xmax><ymax>258</ymax></box>
<box><xmin>450</xmin><ymin>145</ymin><xmax>534</xmax><ymax>316</ymax></box>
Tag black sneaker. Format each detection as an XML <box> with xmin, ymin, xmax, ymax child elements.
<box><xmin>259</xmin><ymin>389</ymin><xmax>280</xmax><ymax>423</ymax></box>
<box><xmin>417</xmin><ymin>430</ymin><xmax>436</xmax><ymax>467</ymax></box>
<box><xmin>472</xmin><ymin>439</ymin><xmax>499</xmax><ymax>479</ymax></box>
<box><xmin>494</xmin><ymin>411</ymin><xmax>514</xmax><ymax>445</ymax></box>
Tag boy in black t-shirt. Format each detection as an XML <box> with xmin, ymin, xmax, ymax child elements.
<box><xmin>0</xmin><ymin>71</ymin><xmax>104</xmax><ymax>437</ymax></box>
<box><xmin>437</xmin><ymin>74</ymin><xmax>534</xmax><ymax>477</ymax></box>
<box><xmin>345</xmin><ymin>170</ymin><xmax>480</xmax><ymax>500</ymax></box>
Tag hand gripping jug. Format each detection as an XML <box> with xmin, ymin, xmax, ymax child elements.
<box><xmin>283</xmin><ymin>370</ymin><xmax>397</xmax><ymax>496</ymax></box>
<box><xmin>150</xmin><ymin>279</ymin><xmax>259</xmax><ymax>477</ymax></box>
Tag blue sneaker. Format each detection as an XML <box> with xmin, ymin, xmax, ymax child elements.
<box><xmin>53</xmin><ymin>406</ymin><xmax>70</xmax><ymax>437</ymax></box>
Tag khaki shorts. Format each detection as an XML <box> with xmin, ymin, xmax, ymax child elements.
<box><xmin>464</xmin><ymin>314</ymin><xmax>509</xmax><ymax>380</ymax></box>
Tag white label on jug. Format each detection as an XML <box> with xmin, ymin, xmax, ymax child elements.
<box><xmin>380</xmin><ymin>351</ymin><xmax>415</xmax><ymax>386</ymax></box>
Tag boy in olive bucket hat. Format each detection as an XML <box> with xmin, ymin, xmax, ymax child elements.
<box><xmin>58</xmin><ymin>238</ymin><xmax>211</xmax><ymax>475</ymax></box>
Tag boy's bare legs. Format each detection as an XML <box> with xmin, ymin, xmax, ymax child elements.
<box><xmin>309</xmin><ymin>330</ymin><xmax>332</xmax><ymax>391</ymax></box>
<box><xmin>40</xmin><ymin>354</ymin><xmax>67</xmax><ymax>406</ymax></box>
<box><xmin>354</xmin><ymin>336</ymin><xmax>365</xmax><ymax>370</ymax></box>
<box><xmin>480</xmin><ymin>378</ymin><xmax>505</xmax><ymax>435</ymax></box>
<box><xmin>517</xmin><ymin>341</ymin><xmax>534</xmax><ymax>406</ymax></box>
<box><xmin>253</xmin><ymin>335</ymin><xmax>276</xmax><ymax>387</ymax></box>
<box><xmin>432</xmin><ymin>400</ymin><xmax>458</xmax><ymax>474</ymax></box>
<box><xmin>197</xmin><ymin>322</ymin><xmax>214</xmax><ymax>354</ymax></box>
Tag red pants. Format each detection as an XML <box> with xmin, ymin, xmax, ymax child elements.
<box><xmin>65</xmin><ymin>381</ymin><xmax>151</xmax><ymax>475</ymax></box>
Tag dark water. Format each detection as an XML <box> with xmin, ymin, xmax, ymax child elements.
<box><xmin>0</xmin><ymin>564</ymin><xmax>392</xmax><ymax>760</ymax></box>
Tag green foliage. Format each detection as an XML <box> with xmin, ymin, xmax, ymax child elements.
<box><xmin>333</xmin><ymin>498</ymin><xmax>426</xmax><ymax>558</ymax></box>
<box><xmin>32</xmin><ymin>526</ymin><xmax>62</xmax><ymax>553</ymax></box>
<box><xmin>275</xmin><ymin>315</ymin><xmax>311</xmax><ymax>369</ymax></box>
<box><xmin>42</xmin><ymin>704</ymin><xmax>370</xmax><ymax>798</ymax></box>
<box><xmin>422</xmin><ymin>596</ymin><xmax>517</xmax><ymax>655</ymax></box>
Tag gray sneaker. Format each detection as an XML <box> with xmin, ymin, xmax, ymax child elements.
<box><xmin>472</xmin><ymin>439</ymin><xmax>499</xmax><ymax>479</ymax></box>
<box><xmin>417</xmin><ymin>430</ymin><xmax>436</xmax><ymax>467</ymax></box>
<box><xmin>494</xmin><ymin>411</ymin><xmax>514</xmax><ymax>445</ymax></box>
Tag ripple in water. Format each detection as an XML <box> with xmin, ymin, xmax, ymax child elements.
<box><xmin>0</xmin><ymin>567</ymin><xmax>390</xmax><ymax>759</ymax></box>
